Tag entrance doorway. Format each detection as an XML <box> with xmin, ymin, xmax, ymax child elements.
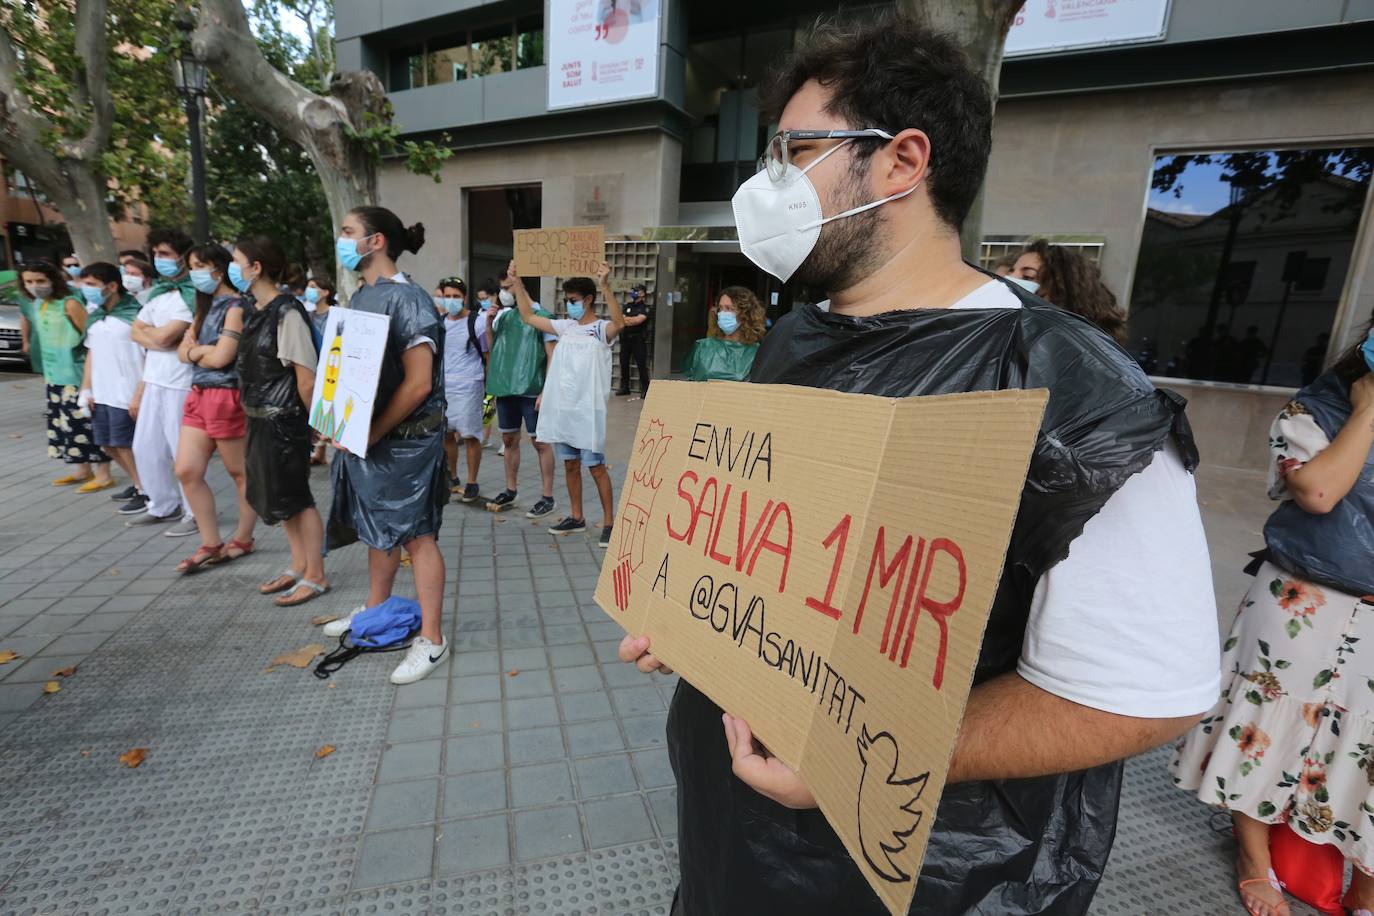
<box><xmin>467</xmin><ymin>185</ymin><xmax>541</xmax><ymax>287</ymax></box>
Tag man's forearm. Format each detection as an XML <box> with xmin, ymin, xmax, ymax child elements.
<box><xmin>946</xmin><ymin>672</ymin><xmax>1202</xmax><ymax>784</ymax></box>
<box><xmin>370</xmin><ymin>379</ymin><xmax>430</xmax><ymax>441</ymax></box>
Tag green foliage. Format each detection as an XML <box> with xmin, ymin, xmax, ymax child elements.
<box><xmin>0</xmin><ymin>0</ymin><xmax>190</xmax><ymax>227</ymax></box>
<box><xmin>342</xmin><ymin>108</ymin><xmax>453</xmax><ymax>183</ymax></box>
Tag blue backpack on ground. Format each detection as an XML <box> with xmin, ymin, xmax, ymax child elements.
<box><xmin>314</xmin><ymin>597</ymin><xmax>420</xmax><ymax>678</ymax></box>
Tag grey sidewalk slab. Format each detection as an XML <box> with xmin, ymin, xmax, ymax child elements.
<box><xmin>0</xmin><ymin>367</ymin><xmax>1322</xmax><ymax>914</ymax></box>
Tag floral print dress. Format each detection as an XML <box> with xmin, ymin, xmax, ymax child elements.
<box><xmin>1171</xmin><ymin>400</ymin><xmax>1374</xmax><ymax>870</ymax></box>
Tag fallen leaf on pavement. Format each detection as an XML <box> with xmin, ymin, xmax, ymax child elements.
<box><xmin>80</xmin><ymin>749</ymin><xmax>91</xmax><ymax>758</ymax></box>
<box><xmin>310</xmin><ymin>614</ymin><xmax>339</xmax><ymax>626</ymax></box>
<box><xmin>108</xmin><ymin>568</ymin><xmax>121</xmax><ymax>577</ymax></box>
<box><xmin>327</xmin><ymin>683</ymin><xmax>337</xmax><ymax>690</ymax></box>
<box><xmin>8</xmin><ymin>432</ymin><xmax>19</xmax><ymax>439</ymax></box>
<box><xmin>507</xmin><ymin>668</ymin><xmax>519</xmax><ymax>677</ymax></box>
<box><xmin>118</xmin><ymin>748</ymin><xmax>148</xmax><ymax>768</ymax></box>
<box><xmin>43</xmin><ymin>681</ymin><xmax>61</xmax><ymax>694</ymax></box>
<box><xmin>0</xmin><ymin>650</ymin><xmax>19</xmax><ymax>665</ymax></box>
<box><xmin>265</xmin><ymin>643</ymin><xmax>326</xmax><ymax>671</ymax></box>
<box><xmin>469</xmin><ymin>721</ymin><xmax>481</xmax><ymax>728</ymax></box>
<box><xmin>315</xmin><ymin>745</ymin><xmax>336</xmax><ymax>759</ymax></box>
<box><xmin>51</xmin><ymin>665</ymin><xmax>77</xmax><ymax>678</ymax></box>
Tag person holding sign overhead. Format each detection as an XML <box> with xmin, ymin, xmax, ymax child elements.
<box><xmin>233</xmin><ymin>235</ymin><xmax>328</xmax><ymax>607</ymax></box>
<box><xmin>618</xmin><ymin>14</ymin><xmax>1219</xmax><ymax>916</ymax></box>
<box><xmin>506</xmin><ymin>261</ymin><xmax>624</xmax><ymax>549</ymax></box>
<box><xmin>322</xmin><ymin>206</ymin><xmax>450</xmax><ymax>686</ymax></box>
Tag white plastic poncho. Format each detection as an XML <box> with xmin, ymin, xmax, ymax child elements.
<box><xmin>538</xmin><ymin>331</ymin><xmax>611</xmax><ymax>453</ymax></box>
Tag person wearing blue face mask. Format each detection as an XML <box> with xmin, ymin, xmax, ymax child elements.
<box><xmin>680</xmin><ymin>286</ymin><xmax>766</xmax><ymax>382</ymax></box>
<box><xmin>127</xmin><ymin>227</ymin><xmax>197</xmax><ymax>535</ymax></box>
<box><xmin>615</xmin><ymin>283</ymin><xmax>652</xmax><ymax>397</ymax></box>
<box><xmin>507</xmin><ymin>262</ymin><xmax>625</xmax><ymax>549</ymax></box>
<box><xmin>62</xmin><ymin>254</ymin><xmax>83</xmax><ymax>283</ymax></box>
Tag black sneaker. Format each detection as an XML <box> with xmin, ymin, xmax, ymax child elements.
<box><xmin>548</xmin><ymin>516</ymin><xmax>587</xmax><ymax>535</ymax></box>
<box><xmin>489</xmin><ymin>490</ymin><xmax>518</xmax><ymax>510</ymax></box>
<box><xmin>598</xmin><ymin>525</ymin><xmax>613</xmax><ymax>549</ymax></box>
<box><xmin>117</xmin><ymin>493</ymin><xmax>149</xmax><ymax>515</ymax></box>
<box><xmin>110</xmin><ymin>485</ymin><xmax>138</xmax><ymax>502</ymax></box>
<box><xmin>615</xmin><ymin>389</ymin><xmax>631</xmax><ymax>396</ymax></box>
<box><xmin>461</xmin><ymin>483</ymin><xmax>480</xmax><ymax>503</ymax></box>
<box><xmin>525</xmin><ymin>496</ymin><xmax>556</xmax><ymax>519</ymax></box>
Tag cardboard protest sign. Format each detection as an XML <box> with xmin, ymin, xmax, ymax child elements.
<box><xmin>513</xmin><ymin>225</ymin><xmax>605</xmax><ymax>276</ymax></box>
<box><xmin>307</xmin><ymin>308</ymin><xmax>390</xmax><ymax>458</ymax></box>
<box><xmin>594</xmin><ymin>380</ymin><xmax>1047</xmax><ymax>915</ymax></box>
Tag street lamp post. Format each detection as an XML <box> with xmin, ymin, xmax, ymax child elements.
<box><xmin>172</xmin><ymin>23</ymin><xmax>210</xmax><ymax>244</ymax></box>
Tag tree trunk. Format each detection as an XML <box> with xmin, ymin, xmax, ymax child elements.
<box><xmin>192</xmin><ymin>0</ymin><xmax>388</xmax><ymax>288</ymax></box>
<box><xmin>0</xmin><ymin>0</ymin><xmax>118</xmax><ymax>264</ymax></box>
<box><xmin>896</xmin><ymin>0</ymin><xmax>1022</xmax><ymax>260</ymax></box>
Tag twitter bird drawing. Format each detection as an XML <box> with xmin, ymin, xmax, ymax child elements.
<box><xmin>855</xmin><ymin>726</ymin><xmax>929</xmax><ymax>884</ymax></box>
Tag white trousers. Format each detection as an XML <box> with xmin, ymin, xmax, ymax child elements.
<box><xmin>132</xmin><ymin>382</ymin><xmax>189</xmax><ymax>517</ymax></box>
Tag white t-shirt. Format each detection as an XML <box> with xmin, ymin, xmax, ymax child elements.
<box><xmin>443</xmin><ymin>311</ymin><xmax>488</xmax><ymax>384</ymax></box>
<box><xmin>550</xmin><ymin>317</ymin><xmax>612</xmax><ymax>346</ymax></box>
<box><xmin>136</xmin><ymin>289</ymin><xmax>194</xmax><ymax>389</ymax></box>
<box><xmin>85</xmin><ymin>317</ymin><xmax>145</xmax><ymax>409</ymax></box>
<box><xmin>948</xmin><ymin>280</ymin><xmax>1220</xmax><ymax>718</ymax></box>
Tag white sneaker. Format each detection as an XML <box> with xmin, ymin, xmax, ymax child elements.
<box><xmin>390</xmin><ymin>635</ymin><xmax>448</xmax><ymax>685</ymax></box>
<box><xmin>322</xmin><ymin>605</ymin><xmax>367</xmax><ymax>638</ymax></box>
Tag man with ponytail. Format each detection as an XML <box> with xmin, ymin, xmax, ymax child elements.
<box><xmin>322</xmin><ymin>206</ymin><xmax>451</xmax><ymax>685</ymax></box>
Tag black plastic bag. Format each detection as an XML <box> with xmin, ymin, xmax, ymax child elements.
<box><xmin>667</xmin><ymin>283</ymin><xmax>1197</xmax><ymax>916</ymax></box>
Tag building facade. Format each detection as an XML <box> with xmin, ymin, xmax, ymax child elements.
<box><xmin>337</xmin><ymin>0</ymin><xmax>1374</xmax><ymax>464</ymax></box>
<box><xmin>1</xmin><ymin>158</ymin><xmax>151</xmax><ymax>269</ymax></box>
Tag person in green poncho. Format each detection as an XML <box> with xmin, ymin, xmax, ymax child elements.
<box><xmin>19</xmin><ymin>260</ymin><xmax>113</xmax><ymax>489</ymax></box>
<box><xmin>680</xmin><ymin>285</ymin><xmax>767</xmax><ymax>381</ymax></box>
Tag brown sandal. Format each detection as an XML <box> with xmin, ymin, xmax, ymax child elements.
<box><xmin>177</xmin><ymin>543</ymin><xmax>224</xmax><ymax>574</ymax></box>
<box><xmin>260</xmin><ymin>569</ymin><xmax>302</xmax><ymax>595</ymax></box>
<box><xmin>219</xmin><ymin>538</ymin><xmax>255</xmax><ymax>563</ymax></box>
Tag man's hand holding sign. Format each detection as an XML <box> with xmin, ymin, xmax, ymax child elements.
<box><xmin>597</xmin><ymin>380</ymin><xmax>1047</xmax><ymax>914</ymax></box>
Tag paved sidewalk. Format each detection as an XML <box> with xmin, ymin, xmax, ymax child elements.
<box><xmin>0</xmin><ymin>369</ymin><xmax>1311</xmax><ymax>914</ymax></box>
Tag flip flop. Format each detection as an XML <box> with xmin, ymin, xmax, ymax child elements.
<box><xmin>275</xmin><ymin>580</ymin><xmax>330</xmax><ymax>607</ymax></box>
<box><xmin>260</xmin><ymin>569</ymin><xmax>302</xmax><ymax>595</ymax></box>
<box><xmin>177</xmin><ymin>543</ymin><xmax>224</xmax><ymax>574</ymax></box>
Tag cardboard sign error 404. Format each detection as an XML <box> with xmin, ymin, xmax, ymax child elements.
<box><xmin>594</xmin><ymin>380</ymin><xmax>1047</xmax><ymax>915</ymax></box>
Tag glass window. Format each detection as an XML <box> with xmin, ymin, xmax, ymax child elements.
<box><xmin>389</xmin><ymin>44</ymin><xmax>426</xmax><ymax>90</ymax></box>
<box><xmin>517</xmin><ymin>16</ymin><xmax>543</xmax><ymax>70</ymax></box>
<box><xmin>427</xmin><ymin>34</ymin><xmax>471</xmax><ymax>84</ymax></box>
<box><xmin>1127</xmin><ymin>147</ymin><xmax>1373</xmax><ymax>387</ymax></box>
<box><xmin>471</xmin><ymin>23</ymin><xmax>513</xmax><ymax>77</ymax></box>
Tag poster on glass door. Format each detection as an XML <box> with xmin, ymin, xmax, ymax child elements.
<box><xmin>547</xmin><ymin>0</ymin><xmax>660</xmax><ymax>110</ymax></box>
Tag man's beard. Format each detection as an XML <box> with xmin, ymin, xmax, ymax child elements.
<box><xmin>795</xmin><ymin>163</ymin><xmax>884</xmax><ymax>292</ymax></box>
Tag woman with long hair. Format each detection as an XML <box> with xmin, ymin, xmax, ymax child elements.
<box><xmin>321</xmin><ymin>206</ymin><xmax>449</xmax><ymax>685</ymax></box>
<box><xmin>680</xmin><ymin>286</ymin><xmax>767</xmax><ymax>381</ymax></box>
<box><xmin>171</xmin><ymin>244</ymin><xmax>256</xmax><ymax>573</ymax></box>
<box><xmin>1009</xmin><ymin>239</ymin><xmax>1128</xmax><ymax>343</ymax></box>
<box><xmin>20</xmin><ymin>261</ymin><xmax>113</xmax><ymax>489</ymax></box>
<box><xmin>1172</xmin><ymin>314</ymin><xmax>1374</xmax><ymax>916</ymax></box>
<box><xmin>233</xmin><ymin>235</ymin><xmax>328</xmax><ymax>606</ymax></box>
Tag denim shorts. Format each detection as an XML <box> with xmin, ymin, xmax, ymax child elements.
<box><xmin>495</xmin><ymin>396</ymin><xmax>538</xmax><ymax>435</ymax></box>
<box><xmin>553</xmin><ymin>442</ymin><xmax>606</xmax><ymax>467</ymax></box>
<box><xmin>92</xmin><ymin>403</ymin><xmax>135</xmax><ymax>448</ymax></box>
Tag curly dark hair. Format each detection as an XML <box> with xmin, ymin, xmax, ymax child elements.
<box><xmin>711</xmin><ymin>287</ymin><xmax>766</xmax><ymax>344</ymax></box>
<box><xmin>1331</xmin><ymin>309</ymin><xmax>1374</xmax><ymax>387</ymax></box>
<box><xmin>19</xmin><ymin>260</ymin><xmax>73</xmax><ymax>300</ymax></box>
<box><xmin>760</xmin><ymin>12</ymin><xmax>993</xmax><ymax>231</ymax></box>
<box><xmin>1017</xmin><ymin>239</ymin><xmax>1127</xmax><ymax>343</ymax></box>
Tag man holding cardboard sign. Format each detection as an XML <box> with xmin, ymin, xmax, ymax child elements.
<box><xmin>614</xmin><ymin>14</ymin><xmax>1220</xmax><ymax>916</ymax></box>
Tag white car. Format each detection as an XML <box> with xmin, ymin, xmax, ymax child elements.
<box><xmin>0</xmin><ymin>299</ymin><xmax>32</xmax><ymax>370</ymax></box>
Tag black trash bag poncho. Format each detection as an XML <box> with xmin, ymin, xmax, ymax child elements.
<box><xmin>667</xmin><ymin>281</ymin><xmax>1199</xmax><ymax>916</ymax></box>
<box><xmin>327</xmin><ymin>277</ymin><xmax>449</xmax><ymax>552</ymax></box>
<box><xmin>239</xmin><ymin>294</ymin><xmax>316</xmax><ymax>525</ymax></box>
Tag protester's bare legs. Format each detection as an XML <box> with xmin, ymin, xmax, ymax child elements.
<box><xmin>1348</xmin><ymin>867</ymin><xmax>1374</xmax><ymax>910</ymax></box>
<box><xmin>215</xmin><ymin>436</ymin><xmax>256</xmax><ymax>545</ymax></box>
<box><xmin>276</xmin><ymin>508</ymin><xmax>326</xmax><ymax>601</ymax></box>
<box><xmin>367</xmin><ymin>546</ymin><xmax>402</xmax><ymax>607</ymax></box>
<box><xmin>405</xmin><ymin>535</ymin><xmax>445</xmax><ymax>644</ymax></box>
<box><xmin>465</xmin><ymin>436</ymin><xmax>482</xmax><ymax>483</ymax></box>
<box><xmin>502</xmin><ymin>430</ymin><xmax>521</xmax><ymax>492</ymax></box>
<box><xmin>106</xmin><ymin>446</ymin><xmax>141</xmax><ymax>491</ymax></box>
<box><xmin>534</xmin><ymin>439</ymin><xmax>555</xmax><ymax>499</ymax></box>
<box><xmin>174</xmin><ymin>426</ymin><xmax>221</xmax><ymax>547</ymax></box>
<box><xmin>92</xmin><ymin>460</ymin><xmax>113</xmax><ymax>484</ymax></box>
<box><xmin>443</xmin><ymin>431</ymin><xmax>459</xmax><ymax>482</ymax></box>
<box><xmin>589</xmin><ymin>463</ymin><xmax>614</xmax><ymax>528</ymax></box>
<box><xmin>564</xmin><ymin>458</ymin><xmax>584</xmax><ymax>520</ymax></box>
<box><xmin>1234</xmin><ymin>813</ymin><xmax>1288</xmax><ymax>916</ymax></box>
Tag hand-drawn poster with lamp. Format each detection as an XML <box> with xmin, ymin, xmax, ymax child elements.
<box><xmin>307</xmin><ymin>308</ymin><xmax>390</xmax><ymax>458</ymax></box>
<box><xmin>594</xmin><ymin>380</ymin><xmax>1047</xmax><ymax>915</ymax></box>
<box><xmin>547</xmin><ymin>0</ymin><xmax>660</xmax><ymax>110</ymax></box>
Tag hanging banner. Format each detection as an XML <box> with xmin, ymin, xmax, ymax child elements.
<box><xmin>594</xmin><ymin>380</ymin><xmax>1047</xmax><ymax>915</ymax></box>
<box><xmin>547</xmin><ymin>0</ymin><xmax>661</xmax><ymax>110</ymax></box>
<box><xmin>1005</xmin><ymin>0</ymin><xmax>1171</xmax><ymax>56</ymax></box>
<box><xmin>307</xmin><ymin>308</ymin><xmax>390</xmax><ymax>458</ymax></box>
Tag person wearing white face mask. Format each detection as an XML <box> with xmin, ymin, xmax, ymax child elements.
<box><xmin>77</xmin><ymin>262</ymin><xmax>145</xmax><ymax>508</ymax></box>
<box><xmin>618</xmin><ymin>16</ymin><xmax>1219</xmax><ymax>915</ymax></box>
<box><xmin>127</xmin><ymin>228</ymin><xmax>197</xmax><ymax>535</ymax></box>
<box><xmin>436</xmin><ymin>276</ymin><xmax>489</xmax><ymax>502</ymax></box>
<box><xmin>21</xmin><ymin>260</ymin><xmax>113</xmax><ymax>490</ymax></box>
<box><xmin>120</xmin><ymin>258</ymin><xmax>157</xmax><ymax>304</ymax></box>
<box><xmin>1009</xmin><ymin>239</ymin><xmax>1128</xmax><ymax>344</ymax></box>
